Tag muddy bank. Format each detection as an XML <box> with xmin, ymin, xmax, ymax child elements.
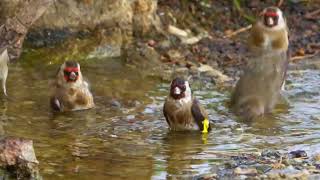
<box><xmin>1</xmin><ymin>1</ymin><xmax>317</xmax><ymax>73</ymax></box>
<box><xmin>18</xmin><ymin>1</ymin><xmax>319</xmax><ymax>83</ymax></box>
<box><xmin>155</xmin><ymin>0</ymin><xmax>319</xmax><ymax>77</ymax></box>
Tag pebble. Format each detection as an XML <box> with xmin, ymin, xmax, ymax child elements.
<box><xmin>143</xmin><ymin>108</ymin><xmax>154</xmax><ymax>114</ymax></box>
<box><xmin>261</xmin><ymin>149</ymin><xmax>282</xmax><ymax>158</ymax></box>
<box><xmin>147</xmin><ymin>39</ymin><xmax>156</xmax><ymax>47</ymax></box>
<box><xmin>126</xmin><ymin>115</ymin><xmax>135</xmax><ymax>120</ymax></box>
<box><xmin>313</xmin><ymin>153</ymin><xmax>320</xmax><ymax>161</ymax></box>
<box><xmin>110</xmin><ymin>100</ymin><xmax>121</xmax><ymax>108</ymax></box>
<box><xmin>289</xmin><ymin>150</ymin><xmax>308</xmax><ymax>159</ymax></box>
<box><xmin>234</xmin><ymin>167</ymin><xmax>258</xmax><ymax>175</ymax></box>
<box><xmin>198</xmin><ymin>64</ymin><xmax>231</xmax><ymax>83</ymax></box>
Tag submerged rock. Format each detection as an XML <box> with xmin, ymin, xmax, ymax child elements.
<box><xmin>0</xmin><ymin>137</ymin><xmax>39</xmax><ymax>179</ymax></box>
<box><xmin>87</xmin><ymin>43</ymin><xmax>122</xmax><ymax>59</ymax></box>
<box><xmin>198</xmin><ymin>64</ymin><xmax>232</xmax><ymax>83</ymax></box>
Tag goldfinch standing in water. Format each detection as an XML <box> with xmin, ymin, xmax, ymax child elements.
<box><xmin>231</xmin><ymin>7</ymin><xmax>289</xmax><ymax>120</ymax></box>
<box><xmin>50</xmin><ymin>61</ymin><xmax>94</xmax><ymax>112</ymax></box>
<box><xmin>163</xmin><ymin>77</ymin><xmax>211</xmax><ymax>133</ymax></box>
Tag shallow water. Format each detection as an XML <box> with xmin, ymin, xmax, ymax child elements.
<box><xmin>1</xmin><ymin>52</ymin><xmax>320</xmax><ymax>179</ymax></box>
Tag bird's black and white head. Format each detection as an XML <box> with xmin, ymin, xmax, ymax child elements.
<box><xmin>169</xmin><ymin>77</ymin><xmax>192</xmax><ymax>102</ymax></box>
<box><xmin>259</xmin><ymin>7</ymin><xmax>286</xmax><ymax>30</ymax></box>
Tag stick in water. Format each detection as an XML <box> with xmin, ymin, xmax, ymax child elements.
<box><xmin>0</xmin><ymin>48</ymin><xmax>8</xmax><ymax>96</ymax></box>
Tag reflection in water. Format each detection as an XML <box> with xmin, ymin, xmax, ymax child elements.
<box><xmin>2</xmin><ymin>51</ymin><xmax>320</xmax><ymax>179</ymax></box>
<box><xmin>163</xmin><ymin>132</ymin><xmax>210</xmax><ymax>179</ymax></box>
<box><xmin>0</xmin><ymin>100</ymin><xmax>8</xmax><ymax>136</ymax></box>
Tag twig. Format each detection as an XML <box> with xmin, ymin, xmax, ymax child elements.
<box><xmin>290</xmin><ymin>51</ymin><xmax>320</xmax><ymax>62</ymax></box>
<box><xmin>272</xmin><ymin>156</ymin><xmax>285</xmax><ymax>169</ymax></box>
<box><xmin>223</xmin><ymin>24</ymin><xmax>252</xmax><ymax>38</ymax></box>
<box><xmin>206</xmin><ymin>151</ymin><xmax>260</xmax><ymax>157</ymax></box>
<box><xmin>277</xmin><ymin>0</ymin><xmax>284</xmax><ymax>7</ymax></box>
<box><xmin>305</xmin><ymin>9</ymin><xmax>320</xmax><ymax>19</ymax></box>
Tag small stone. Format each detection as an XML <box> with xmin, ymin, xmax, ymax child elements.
<box><xmin>234</xmin><ymin>167</ymin><xmax>258</xmax><ymax>175</ymax></box>
<box><xmin>197</xmin><ymin>174</ymin><xmax>217</xmax><ymax>180</ymax></box>
<box><xmin>110</xmin><ymin>100</ymin><xmax>121</xmax><ymax>108</ymax></box>
<box><xmin>296</xmin><ymin>48</ymin><xmax>305</xmax><ymax>56</ymax></box>
<box><xmin>267</xmin><ymin>172</ymin><xmax>281</xmax><ymax>179</ymax></box>
<box><xmin>248</xmin><ymin>0</ymin><xmax>259</xmax><ymax>8</ymax></box>
<box><xmin>287</xmin><ymin>169</ymin><xmax>310</xmax><ymax>179</ymax></box>
<box><xmin>130</xmin><ymin>100</ymin><xmax>141</xmax><ymax>107</ymax></box>
<box><xmin>175</xmin><ymin>67</ymin><xmax>189</xmax><ymax>74</ymax></box>
<box><xmin>261</xmin><ymin>149</ymin><xmax>282</xmax><ymax>158</ymax></box>
<box><xmin>126</xmin><ymin>115</ymin><xmax>135</xmax><ymax>120</ymax></box>
<box><xmin>147</xmin><ymin>39</ymin><xmax>156</xmax><ymax>47</ymax></box>
<box><xmin>87</xmin><ymin>43</ymin><xmax>121</xmax><ymax>59</ymax></box>
<box><xmin>189</xmin><ymin>65</ymin><xmax>199</xmax><ymax>75</ymax></box>
<box><xmin>167</xmin><ymin>49</ymin><xmax>183</xmax><ymax>60</ymax></box>
<box><xmin>158</xmin><ymin>40</ymin><xmax>171</xmax><ymax>49</ymax></box>
<box><xmin>313</xmin><ymin>153</ymin><xmax>320</xmax><ymax>161</ymax></box>
<box><xmin>289</xmin><ymin>150</ymin><xmax>308</xmax><ymax>159</ymax></box>
<box><xmin>143</xmin><ymin>107</ymin><xmax>155</xmax><ymax>114</ymax></box>
<box><xmin>199</xmin><ymin>64</ymin><xmax>231</xmax><ymax>83</ymax></box>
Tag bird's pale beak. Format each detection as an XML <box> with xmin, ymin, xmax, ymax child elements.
<box><xmin>174</xmin><ymin>87</ymin><xmax>181</xmax><ymax>95</ymax></box>
<box><xmin>69</xmin><ymin>72</ymin><xmax>77</xmax><ymax>81</ymax></box>
<box><xmin>267</xmin><ymin>17</ymin><xmax>274</xmax><ymax>26</ymax></box>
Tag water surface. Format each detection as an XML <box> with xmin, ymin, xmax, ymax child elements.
<box><xmin>1</xmin><ymin>52</ymin><xmax>320</xmax><ymax>179</ymax></box>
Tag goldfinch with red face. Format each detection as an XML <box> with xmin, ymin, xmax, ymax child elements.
<box><xmin>50</xmin><ymin>61</ymin><xmax>94</xmax><ymax>112</ymax></box>
<box><xmin>249</xmin><ymin>6</ymin><xmax>289</xmax><ymax>53</ymax></box>
<box><xmin>231</xmin><ymin>7</ymin><xmax>289</xmax><ymax>120</ymax></box>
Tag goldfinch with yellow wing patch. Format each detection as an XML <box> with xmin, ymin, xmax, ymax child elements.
<box><xmin>163</xmin><ymin>77</ymin><xmax>211</xmax><ymax>133</ymax></box>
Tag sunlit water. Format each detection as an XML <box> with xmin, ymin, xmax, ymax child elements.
<box><xmin>1</xmin><ymin>52</ymin><xmax>320</xmax><ymax>179</ymax></box>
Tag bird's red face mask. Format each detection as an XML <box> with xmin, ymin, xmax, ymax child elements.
<box><xmin>263</xmin><ymin>9</ymin><xmax>279</xmax><ymax>27</ymax></box>
<box><xmin>63</xmin><ymin>67</ymin><xmax>79</xmax><ymax>82</ymax></box>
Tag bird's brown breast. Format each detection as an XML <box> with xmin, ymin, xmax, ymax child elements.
<box><xmin>249</xmin><ymin>23</ymin><xmax>288</xmax><ymax>52</ymax></box>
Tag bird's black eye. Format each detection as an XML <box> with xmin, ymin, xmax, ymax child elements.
<box><xmin>64</xmin><ymin>70</ymin><xmax>79</xmax><ymax>76</ymax></box>
<box><xmin>64</xmin><ymin>71</ymin><xmax>71</xmax><ymax>76</ymax></box>
<box><xmin>180</xmin><ymin>85</ymin><xmax>186</xmax><ymax>91</ymax></box>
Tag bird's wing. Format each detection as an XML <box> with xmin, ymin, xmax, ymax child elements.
<box><xmin>163</xmin><ymin>98</ymin><xmax>171</xmax><ymax>127</ymax></box>
<box><xmin>50</xmin><ymin>96</ymin><xmax>62</xmax><ymax>112</ymax></box>
<box><xmin>191</xmin><ymin>99</ymin><xmax>211</xmax><ymax>132</ymax></box>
